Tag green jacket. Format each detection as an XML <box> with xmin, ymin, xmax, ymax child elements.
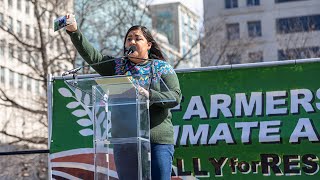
<box><xmin>67</xmin><ymin>30</ymin><xmax>182</xmax><ymax>144</ymax></box>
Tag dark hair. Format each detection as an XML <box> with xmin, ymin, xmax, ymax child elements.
<box><xmin>123</xmin><ymin>25</ymin><xmax>166</xmax><ymax>61</ymax></box>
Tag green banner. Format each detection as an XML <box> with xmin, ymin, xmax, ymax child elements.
<box><xmin>50</xmin><ymin>61</ymin><xmax>320</xmax><ymax>179</ymax></box>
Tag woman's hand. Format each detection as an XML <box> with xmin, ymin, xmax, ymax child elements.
<box><xmin>65</xmin><ymin>14</ymin><xmax>77</xmax><ymax>32</ymax></box>
<box><xmin>137</xmin><ymin>86</ymin><xmax>149</xmax><ymax>99</ymax></box>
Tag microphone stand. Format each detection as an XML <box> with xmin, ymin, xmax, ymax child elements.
<box><xmin>61</xmin><ymin>56</ymin><xmax>151</xmax><ymax>77</ymax></box>
<box><xmin>61</xmin><ymin>56</ymin><xmax>157</xmax><ymax>104</ymax></box>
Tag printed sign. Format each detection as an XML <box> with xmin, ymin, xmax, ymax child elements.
<box><xmin>50</xmin><ymin>61</ymin><xmax>320</xmax><ymax>179</ymax></box>
<box><xmin>54</xmin><ymin>15</ymin><xmax>67</xmax><ymax>32</ymax></box>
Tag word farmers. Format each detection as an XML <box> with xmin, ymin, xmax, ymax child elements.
<box><xmin>182</xmin><ymin>88</ymin><xmax>320</xmax><ymax>119</ymax></box>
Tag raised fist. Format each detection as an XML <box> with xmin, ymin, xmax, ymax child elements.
<box><xmin>65</xmin><ymin>14</ymin><xmax>77</xmax><ymax>32</ymax></box>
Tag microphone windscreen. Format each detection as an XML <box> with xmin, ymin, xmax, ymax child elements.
<box><xmin>125</xmin><ymin>45</ymin><xmax>137</xmax><ymax>56</ymax></box>
<box><xmin>129</xmin><ymin>45</ymin><xmax>137</xmax><ymax>52</ymax></box>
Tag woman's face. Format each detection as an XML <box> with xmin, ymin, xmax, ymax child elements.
<box><xmin>124</xmin><ymin>29</ymin><xmax>152</xmax><ymax>64</ymax></box>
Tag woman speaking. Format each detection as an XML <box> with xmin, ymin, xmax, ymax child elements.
<box><xmin>65</xmin><ymin>14</ymin><xmax>182</xmax><ymax>180</ymax></box>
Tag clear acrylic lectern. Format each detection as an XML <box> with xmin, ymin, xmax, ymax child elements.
<box><xmin>65</xmin><ymin>74</ymin><xmax>176</xmax><ymax>180</ymax></box>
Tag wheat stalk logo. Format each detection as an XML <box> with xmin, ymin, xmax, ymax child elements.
<box><xmin>58</xmin><ymin>87</ymin><xmax>111</xmax><ymax>139</ymax></box>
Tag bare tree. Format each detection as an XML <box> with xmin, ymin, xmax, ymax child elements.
<box><xmin>74</xmin><ymin>0</ymin><xmax>152</xmax><ymax>58</ymax></box>
<box><xmin>0</xmin><ymin>151</ymin><xmax>48</xmax><ymax>179</ymax></box>
<box><xmin>147</xmin><ymin>2</ymin><xmax>202</xmax><ymax>69</ymax></box>
<box><xmin>277</xmin><ymin>18</ymin><xmax>320</xmax><ymax>60</ymax></box>
<box><xmin>0</xmin><ymin>0</ymin><xmax>76</xmax><ymax>147</ymax></box>
<box><xmin>200</xmin><ymin>17</ymin><xmax>256</xmax><ymax>67</ymax></box>
<box><xmin>173</xmin><ymin>35</ymin><xmax>201</xmax><ymax>68</ymax></box>
<box><xmin>75</xmin><ymin>0</ymin><xmax>203</xmax><ymax>70</ymax></box>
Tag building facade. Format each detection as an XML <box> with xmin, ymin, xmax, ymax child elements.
<box><xmin>0</xmin><ymin>0</ymin><xmax>74</xmax><ymax>147</ymax></box>
<box><xmin>150</xmin><ymin>2</ymin><xmax>201</xmax><ymax>68</ymax></box>
<box><xmin>202</xmin><ymin>0</ymin><xmax>320</xmax><ymax>66</ymax></box>
<box><xmin>152</xmin><ymin>30</ymin><xmax>182</xmax><ymax>66</ymax></box>
<box><xmin>74</xmin><ymin>1</ymin><xmax>201</xmax><ymax>70</ymax></box>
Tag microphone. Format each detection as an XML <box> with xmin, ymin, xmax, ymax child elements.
<box><xmin>124</xmin><ymin>46</ymin><xmax>137</xmax><ymax>57</ymax></box>
<box><xmin>61</xmin><ymin>46</ymin><xmax>150</xmax><ymax>77</ymax></box>
<box><xmin>61</xmin><ymin>67</ymin><xmax>82</xmax><ymax>76</ymax></box>
<box><xmin>121</xmin><ymin>45</ymin><xmax>137</xmax><ymax>64</ymax></box>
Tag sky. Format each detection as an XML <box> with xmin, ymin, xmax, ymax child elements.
<box><xmin>150</xmin><ymin>0</ymin><xmax>204</xmax><ymax>19</ymax></box>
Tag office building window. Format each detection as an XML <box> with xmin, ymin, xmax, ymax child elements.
<box><xmin>56</xmin><ymin>39</ymin><xmax>61</xmax><ymax>51</ymax></box>
<box><xmin>26</xmin><ymin>51</ymin><xmax>31</xmax><ymax>63</ymax></box>
<box><xmin>247</xmin><ymin>0</ymin><xmax>260</xmax><ymax>6</ymax></box>
<box><xmin>8</xmin><ymin>16</ymin><xmax>13</xmax><ymax>32</ymax></box>
<box><xmin>155</xmin><ymin>11</ymin><xmax>174</xmax><ymax>44</ymax></box>
<box><xmin>182</xmin><ymin>47</ymin><xmax>187</xmax><ymax>59</ymax></box>
<box><xmin>35</xmin><ymin>80</ymin><xmax>40</xmax><ymax>94</ymax></box>
<box><xmin>34</xmin><ymin>27</ymin><xmax>38</xmax><ymax>43</ymax></box>
<box><xmin>49</xmin><ymin>36</ymin><xmax>54</xmax><ymax>49</ymax></box>
<box><xmin>18</xmin><ymin>73</ymin><xmax>23</xmax><ymax>89</ymax></box>
<box><xmin>188</xmin><ymin>17</ymin><xmax>192</xmax><ymax>33</ymax></box>
<box><xmin>0</xmin><ymin>67</ymin><xmax>5</xmax><ymax>84</ymax></box>
<box><xmin>27</xmin><ymin>77</ymin><xmax>31</xmax><ymax>91</ymax></box>
<box><xmin>26</xmin><ymin>25</ymin><xmax>30</xmax><ymax>39</ymax></box>
<box><xmin>182</xmin><ymin>31</ymin><xmax>186</xmax><ymax>43</ymax></box>
<box><xmin>26</xmin><ymin>1</ymin><xmax>30</xmax><ymax>14</ymax></box>
<box><xmin>189</xmin><ymin>34</ymin><xmax>193</xmax><ymax>46</ymax></box>
<box><xmin>225</xmin><ymin>0</ymin><xmax>238</xmax><ymax>9</ymax></box>
<box><xmin>0</xmin><ymin>13</ymin><xmax>3</xmax><ymax>27</ymax></box>
<box><xmin>248</xmin><ymin>21</ymin><xmax>262</xmax><ymax>37</ymax></box>
<box><xmin>278</xmin><ymin>46</ymin><xmax>320</xmax><ymax>60</ymax></box>
<box><xmin>180</xmin><ymin>15</ymin><xmax>184</xmax><ymax>27</ymax></box>
<box><xmin>275</xmin><ymin>0</ymin><xmax>306</xmax><ymax>3</ymax></box>
<box><xmin>17</xmin><ymin>20</ymin><xmax>22</xmax><ymax>36</ymax></box>
<box><xmin>226</xmin><ymin>23</ymin><xmax>240</xmax><ymax>40</ymax></box>
<box><xmin>17</xmin><ymin>0</ymin><xmax>21</xmax><ymax>10</ymax></box>
<box><xmin>8</xmin><ymin>43</ymin><xmax>14</xmax><ymax>59</ymax></box>
<box><xmin>8</xmin><ymin>0</ymin><xmax>12</xmax><ymax>7</ymax></box>
<box><xmin>276</xmin><ymin>15</ymin><xmax>320</xmax><ymax>34</ymax></box>
<box><xmin>0</xmin><ymin>39</ymin><xmax>5</xmax><ymax>56</ymax></box>
<box><xmin>248</xmin><ymin>51</ymin><xmax>263</xmax><ymax>63</ymax></box>
<box><xmin>9</xmin><ymin>70</ymin><xmax>14</xmax><ymax>87</ymax></box>
<box><xmin>0</xmin><ymin>67</ymin><xmax>5</xmax><ymax>83</ymax></box>
<box><xmin>33</xmin><ymin>53</ymin><xmax>39</xmax><ymax>66</ymax></box>
<box><xmin>17</xmin><ymin>47</ymin><xmax>22</xmax><ymax>60</ymax></box>
<box><xmin>227</xmin><ymin>54</ymin><xmax>241</xmax><ymax>64</ymax></box>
